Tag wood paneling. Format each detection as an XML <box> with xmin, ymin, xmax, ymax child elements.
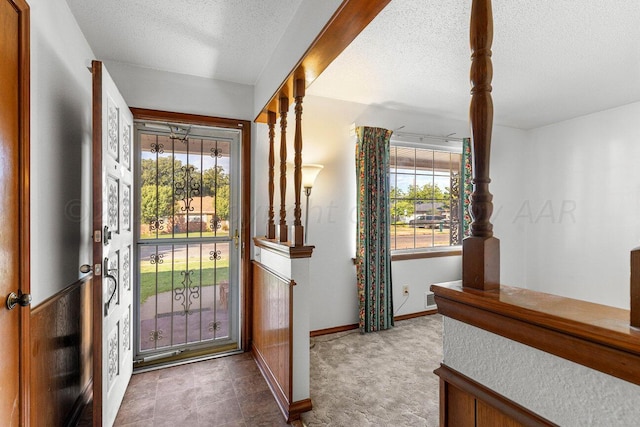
<box><xmin>255</xmin><ymin>0</ymin><xmax>391</xmax><ymax>123</ymax></box>
<box><xmin>30</xmin><ymin>278</ymin><xmax>93</xmax><ymax>426</ymax></box>
<box><xmin>252</xmin><ymin>261</ymin><xmax>312</xmax><ymax>421</ymax></box>
<box><xmin>431</xmin><ymin>281</ymin><xmax>640</xmax><ymax>386</ymax></box>
<box><xmin>252</xmin><ymin>262</ymin><xmax>292</xmax><ymax>403</ymax></box>
<box><xmin>436</xmin><ymin>364</ymin><xmax>556</xmax><ymax>427</ymax></box>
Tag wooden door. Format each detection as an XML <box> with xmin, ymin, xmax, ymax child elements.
<box><xmin>0</xmin><ymin>0</ymin><xmax>30</xmax><ymax>426</ymax></box>
<box><xmin>92</xmin><ymin>61</ymin><xmax>134</xmax><ymax>427</ymax></box>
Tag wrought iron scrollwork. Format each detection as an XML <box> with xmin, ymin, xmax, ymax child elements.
<box><xmin>149</xmin><ymin>218</ymin><xmax>164</xmax><ymax>232</ymax></box>
<box><xmin>174</xmin><ymin>165</ymin><xmax>201</xmax><ymax>212</ymax></box>
<box><xmin>150</xmin><ymin>253</ymin><xmax>164</xmax><ymax>265</ymax></box>
<box><xmin>209</xmin><ymin>216</ymin><xmax>221</xmax><ymax>231</ymax></box>
<box><xmin>149</xmin><ymin>330</ymin><xmax>164</xmax><ymax>342</ymax></box>
<box><xmin>209</xmin><ymin>250</ymin><xmax>222</xmax><ymax>261</ymax></box>
<box><xmin>150</xmin><ymin>142</ymin><xmax>164</xmax><ymax>154</ymax></box>
<box><xmin>174</xmin><ymin>270</ymin><xmax>200</xmax><ymax>315</ymax></box>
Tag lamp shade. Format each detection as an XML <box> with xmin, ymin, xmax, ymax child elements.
<box><xmin>301</xmin><ymin>164</ymin><xmax>323</xmax><ymax>188</ymax></box>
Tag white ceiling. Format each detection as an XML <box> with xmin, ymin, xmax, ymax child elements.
<box><xmin>66</xmin><ymin>0</ymin><xmax>640</xmax><ymax>130</ymax></box>
<box><xmin>65</xmin><ymin>0</ymin><xmax>303</xmax><ymax>85</ymax></box>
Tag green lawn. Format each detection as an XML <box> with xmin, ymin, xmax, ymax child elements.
<box><xmin>140</xmin><ymin>267</ymin><xmax>229</xmax><ymax>304</ymax></box>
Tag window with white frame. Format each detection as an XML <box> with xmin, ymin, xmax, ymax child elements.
<box><xmin>389</xmin><ymin>141</ymin><xmax>463</xmax><ymax>251</ymax></box>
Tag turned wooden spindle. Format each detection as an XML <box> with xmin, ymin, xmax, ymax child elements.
<box><xmin>267</xmin><ymin>110</ymin><xmax>276</xmax><ymax>240</ymax></box>
<box><xmin>278</xmin><ymin>96</ymin><xmax>289</xmax><ymax>243</ymax></box>
<box><xmin>292</xmin><ymin>78</ymin><xmax>305</xmax><ymax>246</ymax></box>
<box><xmin>463</xmin><ymin>0</ymin><xmax>500</xmax><ymax>290</ymax></box>
<box><xmin>631</xmin><ymin>248</ymin><xmax>640</xmax><ymax>327</ymax></box>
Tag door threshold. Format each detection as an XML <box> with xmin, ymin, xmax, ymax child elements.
<box><xmin>133</xmin><ymin>343</ymin><xmax>242</xmax><ymax>373</ymax></box>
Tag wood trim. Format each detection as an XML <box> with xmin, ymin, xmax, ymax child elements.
<box><xmin>394</xmin><ymin>309</ymin><xmax>438</xmax><ymax>321</ymax></box>
<box><xmin>253</xmin><ymin>346</ymin><xmax>313</xmax><ymax>422</ymax></box>
<box><xmin>435</xmin><ymin>364</ymin><xmax>557</xmax><ymax>426</ymax></box>
<box><xmin>431</xmin><ymin>281</ymin><xmax>640</xmax><ymax>386</ymax></box>
<box><xmin>130</xmin><ymin>108</ymin><xmax>253</xmax><ymax>351</ymax></box>
<box><xmin>254</xmin><ymin>237</ymin><xmax>314</xmax><ymax>259</ymax></box>
<box><xmin>13</xmin><ymin>0</ymin><xmax>31</xmax><ymax>424</ymax></box>
<box><xmin>30</xmin><ymin>277</ymin><xmax>93</xmax><ymax>426</ymax></box>
<box><xmin>631</xmin><ymin>247</ymin><xmax>640</xmax><ymax>327</ymax></box>
<box><xmin>90</xmin><ymin>59</ymin><xmax>103</xmax><ymax>427</ymax></box>
<box><xmin>130</xmin><ymin>107</ymin><xmax>251</xmax><ymax>129</ymax></box>
<box><xmin>310</xmin><ymin>323</ymin><xmax>358</xmax><ymax>337</ymax></box>
<box><xmin>309</xmin><ymin>311</ymin><xmax>438</xmax><ymax>337</ymax></box>
<box><xmin>255</xmin><ymin>0</ymin><xmax>391</xmax><ymax>123</ymax></box>
<box><xmin>64</xmin><ymin>377</ymin><xmax>93</xmax><ymax>427</ymax></box>
<box><xmin>391</xmin><ymin>249</ymin><xmax>462</xmax><ymax>261</ymax></box>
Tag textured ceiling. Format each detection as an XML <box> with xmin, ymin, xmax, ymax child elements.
<box><xmin>307</xmin><ymin>0</ymin><xmax>640</xmax><ymax>129</ymax></box>
<box><xmin>65</xmin><ymin>0</ymin><xmax>303</xmax><ymax>84</ymax></box>
<box><xmin>66</xmin><ymin>0</ymin><xmax>640</xmax><ymax>129</ymax></box>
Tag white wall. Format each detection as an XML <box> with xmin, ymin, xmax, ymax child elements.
<box><xmin>523</xmin><ymin>101</ymin><xmax>640</xmax><ymax>309</ymax></box>
<box><xmin>253</xmin><ymin>95</ymin><xmax>528</xmax><ymax>331</ymax></box>
<box><xmin>104</xmin><ymin>61</ymin><xmax>254</xmax><ymax>121</ymax></box>
<box><xmin>443</xmin><ymin>317</ymin><xmax>640</xmax><ymax>426</ymax></box>
<box><xmin>30</xmin><ymin>0</ymin><xmax>96</xmax><ymax>305</ymax></box>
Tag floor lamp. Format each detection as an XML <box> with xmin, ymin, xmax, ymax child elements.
<box><xmin>301</xmin><ymin>164</ymin><xmax>323</xmax><ymax>244</ymax></box>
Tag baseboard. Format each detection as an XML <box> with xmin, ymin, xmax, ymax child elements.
<box><xmin>310</xmin><ymin>323</ymin><xmax>358</xmax><ymax>337</ymax></box>
<box><xmin>252</xmin><ymin>345</ymin><xmax>312</xmax><ymax>422</ymax></box>
<box><xmin>65</xmin><ymin>379</ymin><xmax>93</xmax><ymax>427</ymax></box>
<box><xmin>394</xmin><ymin>309</ymin><xmax>438</xmax><ymax>321</ymax></box>
<box><xmin>310</xmin><ymin>310</ymin><xmax>438</xmax><ymax>336</ymax></box>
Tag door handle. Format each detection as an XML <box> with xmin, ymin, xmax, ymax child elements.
<box><xmin>6</xmin><ymin>291</ymin><xmax>32</xmax><ymax>310</ymax></box>
<box><xmin>103</xmin><ymin>257</ymin><xmax>118</xmax><ymax>316</ymax></box>
<box><xmin>233</xmin><ymin>229</ymin><xmax>239</xmax><ymax>249</ymax></box>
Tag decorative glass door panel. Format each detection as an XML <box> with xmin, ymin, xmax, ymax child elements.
<box><xmin>135</xmin><ymin>123</ymin><xmax>240</xmax><ymax>361</ymax></box>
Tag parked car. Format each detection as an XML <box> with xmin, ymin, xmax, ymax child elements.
<box><xmin>409</xmin><ymin>215</ymin><xmax>446</xmax><ymax>229</ymax></box>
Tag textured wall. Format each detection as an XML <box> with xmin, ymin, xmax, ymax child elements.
<box><xmin>443</xmin><ymin>316</ymin><xmax>640</xmax><ymax>426</ymax></box>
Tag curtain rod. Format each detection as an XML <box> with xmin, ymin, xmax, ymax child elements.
<box><xmin>392</xmin><ymin>130</ymin><xmax>464</xmax><ymax>143</ymax></box>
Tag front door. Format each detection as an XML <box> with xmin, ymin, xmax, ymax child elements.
<box><xmin>0</xmin><ymin>0</ymin><xmax>30</xmax><ymax>425</ymax></box>
<box><xmin>92</xmin><ymin>61</ymin><xmax>134</xmax><ymax>427</ymax></box>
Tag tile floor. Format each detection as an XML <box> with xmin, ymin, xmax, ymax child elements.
<box><xmin>112</xmin><ymin>352</ymin><xmax>294</xmax><ymax>426</ymax></box>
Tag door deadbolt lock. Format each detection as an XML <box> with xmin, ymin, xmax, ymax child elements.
<box><xmin>6</xmin><ymin>291</ymin><xmax>32</xmax><ymax>310</ymax></box>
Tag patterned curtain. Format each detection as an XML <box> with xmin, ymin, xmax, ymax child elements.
<box><xmin>462</xmin><ymin>138</ymin><xmax>473</xmax><ymax>237</ymax></box>
<box><xmin>356</xmin><ymin>126</ymin><xmax>394</xmax><ymax>333</ymax></box>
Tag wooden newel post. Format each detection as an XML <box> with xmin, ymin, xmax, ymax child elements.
<box><xmin>278</xmin><ymin>95</ymin><xmax>289</xmax><ymax>243</ymax></box>
<box><xmin>267</xmin><ymin>110</ymin><xmax>277</xmax><ymax>239</ymax></box>
<box><xmin>463</xmin><ymin>0</ymin><xmax>500</xmax><ymax>290</ymax></box>
<box><xmin>292</xmin><ymin>78</ymin><xmax>305</xmax><ymax>246</ymax></box>
<box><xmin>631</xmin><ymin>247</ymin><xmax>640</xmax><ymax>327</ymax></box>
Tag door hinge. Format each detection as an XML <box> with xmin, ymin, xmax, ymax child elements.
<box><xmin>94</xmin><ymin>230</ymin><xmax>102</xmax><ymax>243</ymax></box>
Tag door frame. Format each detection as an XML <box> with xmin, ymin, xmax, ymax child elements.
<box><xmin>130</xmin><ymin>108</ymin><xmax>253</xmax><ymax>352</ymax></box>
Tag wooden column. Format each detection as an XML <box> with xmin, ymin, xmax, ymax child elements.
<box><xmin>631</xmin><ymin>247</ymin><xmax>640</xmax><ymax>327</ymax></box>
<box><xmin>267</xmin><ymin>111</ymin><xmax>277</xmax><ymax>239</ymax></box>
<box><xmin>278</xmin><ymin>96</ymin><xmax>289</xmax><ymax>243</ymax></box>
<box><xmin>463</xmin><ymin>0</ymin><xmax>500</xmax><ymax>290</ymax></box>
<box><xmin>292</xmin><ymin>78</ymin><xmax>305</xmax><ymax>246</ymax></box>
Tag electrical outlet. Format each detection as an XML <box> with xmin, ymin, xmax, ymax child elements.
<box><xmin>402</xmin><ymin>285</ymin><xmax>409</xmax><ymax>296</ymax></box>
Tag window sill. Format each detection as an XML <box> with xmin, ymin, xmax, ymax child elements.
<box><xmin>351</xmin><ymin>248</ymin><xmax>461</xmax><ymax>264</ymax></box>
<box><xmin>391</xmin><ymin>248</ymin><xmax>462</xmax><ymax>261</ymax></box>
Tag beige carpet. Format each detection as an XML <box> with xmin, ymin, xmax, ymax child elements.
<box><xmin>302</xmin><ymin>314</ymin><xmax>442</xmax><ymax>426</ymax></box>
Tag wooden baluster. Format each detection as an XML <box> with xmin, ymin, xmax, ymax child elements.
<box><xmin>463</xmin><ymin>0</ymin><xmax>500</xmax><ymax>290</ymax></box>
<box><xmin>292</xmin><ymin>78</ymin><xmax>305</xmax><ymax>246</ymax></box>
<box><xmin>279</xmin><ymin>96</ymin><xmax>289</xmax><ymax>243</ymax></box>
<box><xmin>267</xmin><ymin>111</ymin><xmax>276</xmax><ymax>239</ymax></box>
<box><xmin>631</xmin><ymin>248</ymin><xmax>640</xmax><ymax>327</ymax></box>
